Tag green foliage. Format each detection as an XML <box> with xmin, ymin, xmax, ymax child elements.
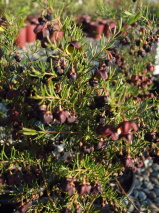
<box><xmin>0</xmin><ymin>0</ymin><xmax>159</xmax><ymax>212</ymax></box>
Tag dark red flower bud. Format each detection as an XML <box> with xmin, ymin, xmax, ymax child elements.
<box><xmin>67</xmin><ymin>70</ymin><xmax>77</xmax><ymax>81</ymax></box>
<box><xmin>131</xmin><ymin>75</ymin><xmax>139</xmax><ymax>81</ymax></box>
<box><xmin>90</xmin><ymin>181</ymin><xmax>102</xmax><ymax>195</ymax></box>
<box><xmin>61</xmin><ymin>178</ymin><xmax>75</xmax><ymax>195</ymax></box>
<box><xmin>131</xmin><ymin>22</ymin><xmax>138</xmax><ymax>27</ymax></box>
<box><xmin>54</xmin><ymin>110</ymin><xmax>67</xmax><ymax>124</ymax></box>
<box><xmin>75</xmin><ymin>206</ymin><xmax>82</xmax><ymax>213</ymax></box>
<box><xmin>66</xmin><ymin>114</ymin><xmax>76</xmax><ymax>124</ymax></box>
<box><xmin>122</xmin><ymin>156</ymin><xmax>134</xmax><ymax>168</ymax></box>
<box><xmin>117</xmin><ymin>121</ymin><xmax>138</xmax><ymax>135</ymax></box>
<box><xmin>94</xmin><ymin>66</ymin><xmax>109</xmax><ymax>80</ymax></box>
<box><xmin>40</xmin><ymin>110</ymin><xmax>53</xmax><ymax>125</ymax></box>
<box><xmin>66</xmin><ymin>41</ymin><xmax>82</xmax><ymax>54</ymax></box>
<box><xmin>76</xmin><ymin>183</ymin><xmax>91</xmax><ymax>195</ymax></box>
<box><xmin>62</xmin><ymin>207</ymin><xmax>72</xmax><ymax>213</ymax></box>
<box><xmin>139</xmin><ymin>28</ymin><xmax>146</xmax><ymax>34</ymax></box>
<box><xmin>34</xmin><ymin>24</ymin><xmax>44</xmax><ymax>34</ymax></box>
<box><xmin>38</xmin><ymin>103</ymin><xmax>47</xmax><ymax>112</ymax></box>
<box><xmin>94</xmin><ymin>140</ymin><xmax>108</xmax><ymax>151</ymax></box>
<box><xmin>45</xmin><ymin>12</ymin><xmax>54</xmax><ymax>21</ymax></box>
<box><xmin>68</xmin><ymin>40</ymin><xmax>82</xmax><ymax>49</ymax></box>
<box><xmin>16</xmin><ymin>201</ymin><xmax>32</xmax><ymax>213</ymax></box>
<box><xmin>7</xmin><ymin>109</ymin><xmax>19</xmax><ymax>122</ymax></box>
<box><xmin>119</xmin><ymin>132</ymin><xmax>133</xmax><ymax>144</ymax></box>
<box><xmin>6</xmin><ymin>173</ymin><xmax>15</xmax><ymax>187</ymax></box>
<box><xmin>146</xmin><ymin>63</ymin><xmax>155</xmax><ymax>72</ymax></box>
<box><xmin>96</xmin><ymin>124</ymin><xmax>119</xmax><ymax>140</ymax></box>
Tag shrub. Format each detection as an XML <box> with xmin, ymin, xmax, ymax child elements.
<box><xmin>0</xmin><ymin>0</ymin><xmax>159</xmax><ymax>212</ymax></box>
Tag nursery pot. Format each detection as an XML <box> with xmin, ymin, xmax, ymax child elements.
<box><xmin>117</xmin><ymin>168</ymin><xmax>136</xmax><ymax>196</ymax></box>
<box><xmin>88</xmin><ymin>21</ymin><xmax>104</xmax><ymax>39</ymax></box>
<box><xmin>26</xmin><ymin>24</ymin><xmax>37</xmax><ymax>43</ymax></box>
<box><xmin>80</xmin><ymin>15</ymin><xmax>91</xmax><ymax>33</ymax></box>
<box><xmin>15</xmin><ymin>27</ymin><xmax>26</xmax><ymax>48</ymax></box>
<box><xmin>103</xmin><ymin>21</ymin><xmax>117</xmax><ymax>37</ymax></box>
<box><xmin>50</xmin><ymin>21</ymin><xmax>64</xmax><ymax>43</ymax></box>
<box><xmin>51</xmin><ymin>30</ymin><xmax>64</xmax><ymax>42</ymax></box>
<box><xmin>121</xmin><ymin>23</ymin><xmax>131</xmax><ymax>37</ymax></box>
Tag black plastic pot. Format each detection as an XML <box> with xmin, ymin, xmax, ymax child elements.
<box><xmin>117</xmin><ymin>168</ymin><xmax>136</xmax><ymax>197</ymax></box>
<box><xmin>94</xmin><ymin>168</ymin><xmax>136</xmax><ymax>213</ymax></box>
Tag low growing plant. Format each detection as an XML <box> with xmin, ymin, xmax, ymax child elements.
<box><xmin>0</xmin><ymin>0</ymin><xmax>159</xmax><ymax>212</ymax></box>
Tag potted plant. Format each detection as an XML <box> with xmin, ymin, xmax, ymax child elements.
<box><xmin>15</xmin><ymin>25</ymin><xmax>27</xmax><ymax>47</ymax></box>
<box><xmin>0</xmin><ymin>0</ymin><xmax>159</xmax><ymax>212</ymax></box>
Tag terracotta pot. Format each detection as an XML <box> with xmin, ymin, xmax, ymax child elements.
<box><xmin>15</xmin><ymin>27</ymin><xmax>26</xmax><ymax>47</ymax></box>
<box><xmin>80</xmin><ymin>15</ymin><xmax>91</xmax><ymax>33</ymax></box>
<box><xmin>26</xmin><ymin>24</ymin><xmax>37</xmax><ymax>43</ymax></box>
<box><xmin>103</xmin><ymin>21</ymin><xmax>117</xmax><ymax>37</ymax></box>
<box><xmin>121</xmin><ymin>23</ymin><xmax>131</xmax><ymax>36</ymax></box>
<box><xmin>50</xmin><ymin>22</ymin><xmax>64</xmax><ymax>42</ymax></box>
<box><xmin>88</xmin><ymin>22</ymin><xmax>104</xmax><ymax>39</ymax></box>
<box><xmin>87</xmin><ymin>21</ymin><xmax>96</xmax><ymax>36</ymax></box>
<box><xmin>54</xmin><ymin>30</ymin><xmax>64</xmax><ymax>40</ymax></box>
<box><xmin>50</xmin><ymin>30</ymin><xmax>64</xmax><ymax>43</ymax></box>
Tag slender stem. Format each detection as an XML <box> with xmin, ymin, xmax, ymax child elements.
<box><xmin>37</xmin><ymin>161</ymin><xmax>56</xmax><ymax>208</ymax></box>
<box><xmin>115</xmin><ymin>178</ymin><xmax>140</xmax><ymax>213</ymax></box>
<box><xmin>87</xmin><ymin>197</ymin><xmax>97</xmax><ymax>212</ymax></box>
<box><xmin>44</xmin><ymin>130</ymin><xmax>81</xmax><ymax>134</ymax></box>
